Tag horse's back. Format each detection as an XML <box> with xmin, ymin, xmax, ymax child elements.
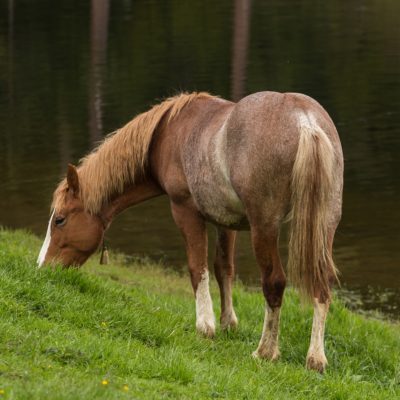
<box><xmin>152</xmin><ymin>91</ymin><xmax>343</xmax><ymax>230</ymax></box>
<box><xmin>228</xmin><ymin>91</ymin><xmax>342</xmax><ymax>160</ymax></box>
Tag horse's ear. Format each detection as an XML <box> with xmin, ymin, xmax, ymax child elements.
<box><xmin>66</xmin><ymin>164</ymin><xmax>80</xmax><ymax>196</ymax></box>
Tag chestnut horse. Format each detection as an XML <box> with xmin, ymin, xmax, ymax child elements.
<box><xmin>38</xmin><ymin>92</ymin><xmax>343</xmax><ymax>372</ymax></box>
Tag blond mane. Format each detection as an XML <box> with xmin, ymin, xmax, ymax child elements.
<box><xmin>52</xmin><ymin>92</ymin><xmax>213</xmax><ymax>214</ymax></box>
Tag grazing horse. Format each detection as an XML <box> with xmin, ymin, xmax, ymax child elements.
<box><xmin>38</xmin><ymin>91</ymin><xmax>343</xmax><ymax>373</ymax></box>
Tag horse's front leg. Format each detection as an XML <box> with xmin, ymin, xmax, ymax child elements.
<box><xmin>170</xmin><ymin>201</ymin><xmax>216</xmax><ymax>337</ymax></box>
<box><xmin>214</xmin><ymin>228</ymin><xmax>238</xmax><ymax>330</ymax></box>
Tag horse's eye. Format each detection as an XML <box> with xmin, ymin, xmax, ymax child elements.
<box><xmin>55</xmin><ymin>216</ymin><xmax>66</xmax><ymax>226</ymax></box>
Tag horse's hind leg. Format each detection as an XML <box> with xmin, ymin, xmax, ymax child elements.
<box><xmin>214</xmin><ymin>228</ymin><xmax>238</xmax><ymax>330</ymax></box>
<box><xmin>170</xmin><ymin>201</ymin><xmax>216</xmax><ymax>337</ymax></box>
<box><xmin>251</xmin><ymin>225</ymin><xmax>286</xmax><ymax>360</ymax></box>
<box><xmin>306</xmin><ymin>228</ymin><xmax>337</xmax><ymax>373</ymax></box>
<box><xmin>306</xmin><ymin>299</ymin><xmax>329</xmax><ymax>373</ymax></box>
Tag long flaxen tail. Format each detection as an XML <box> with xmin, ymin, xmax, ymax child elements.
<box><xmin>287</xmin><ymin>118</ymin><xmax>339</xmax><ymax>302</ymax></box>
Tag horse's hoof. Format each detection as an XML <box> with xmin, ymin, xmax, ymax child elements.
<box><xmin>306</xmin><ymin>354</ymin><xmax>327</xmax><ymax>373</ymax></box>
<box><xmin>252</xmin><ymin>347</ymin><xmax>280</xmax><ymax>361</ymax></box>
<box><xmin>196</xmin><ymin>321</ymin><xmax>216</xmax><ymax>338</ymax></box>
<box><xmin>220</xmin><ymin>312</ymin><xmax>238</xmax><ymax>330</ymax></box>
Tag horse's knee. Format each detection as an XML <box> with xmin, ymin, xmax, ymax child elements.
<box><xmin>188</xmin><ymin>268</ymin><xmax>206</xmax><ymax>292</ymax></box>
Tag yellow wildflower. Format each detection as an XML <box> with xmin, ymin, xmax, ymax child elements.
<box><xmin>122</xmin><ymin>384</ymin><xmax>129</xmax><ymax>392</ymax></box>
<box><xmin>101</xmin><ymin>379</ymin><xmax>109</xmax><ymax>386</ymax></box>
<box><xmin>0</xmin><ymin>389</ymin><xmax>4</xmax><ymax>395</ymax></box>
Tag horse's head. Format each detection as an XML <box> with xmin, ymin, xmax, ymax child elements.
<box><xmin>37</xmin><ymin>164</ymin><xmax>105</xmax><ymax>268</ymax></box>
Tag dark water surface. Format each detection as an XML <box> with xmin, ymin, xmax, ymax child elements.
<box><xmin>1</xmin><ymin>1</ymin><xmax>399</xmax><ymax>318</ymax></box>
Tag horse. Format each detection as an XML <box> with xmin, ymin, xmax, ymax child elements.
<box><xmin>37</xmin><ymin>91</ymin><xmax>343</xmax><ymax>373</ymax></box>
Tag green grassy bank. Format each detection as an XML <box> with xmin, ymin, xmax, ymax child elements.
<box><xmin>0</xmin><ymin>228</ymin><xmax>399</xmax><ymax>399</ymax></box>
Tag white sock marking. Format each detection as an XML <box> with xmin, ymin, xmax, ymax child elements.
<box><xmin>37</xmin><ymin>210</ymin><xmax>54</xmax><ymax>268</ymax></box>
<box><xmin>307</xmin><ymin>298</ymin><xmax>329</xmax><ymax>363</ymax></box>
<box><xmin>195</xmin><ymin>270</ymin><xmax>216</xmax><ymax>336</ymax></box>
<box><xmin>253</xmin><ymin>305</ymin><xmax>281</xmax><ymax>360</ymax></box>
<box><xmin>220</xmin><ymin>274</ymin><xmax>238</xmax><ymax>329</ymax></box>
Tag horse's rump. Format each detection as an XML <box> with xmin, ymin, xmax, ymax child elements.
<box><xmin>224</xmin><ymin>92</ymin><xmax>343</xmax><ymax>299</ymax></box>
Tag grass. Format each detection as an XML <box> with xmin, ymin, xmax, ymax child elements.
<box><xmin>0</xmin><ymin>228</ymin><xmax>399</xmax><ymax>399</ymax></box>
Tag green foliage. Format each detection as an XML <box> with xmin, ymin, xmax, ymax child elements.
<box><xmin>0</xmin><ymin>228</ymin><xmax>399</xmax><ymax>399</ymax></box>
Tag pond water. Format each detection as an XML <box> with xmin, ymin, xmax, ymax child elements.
<box><xmin>1</xmin><ymin>0</ymin><xmax>399</xmax><ymax>318</ymax></box>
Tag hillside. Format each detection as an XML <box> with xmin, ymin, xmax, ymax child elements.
<box><xmin>0</xmin><ymin>228</ymin><xmax>399</xmax><ymax>399</ymax></box>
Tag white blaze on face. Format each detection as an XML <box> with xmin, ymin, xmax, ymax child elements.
<box><xmin>37</xmin><ymin>210</ymin><xmax>55</xmax><ymax>268</ymax></box>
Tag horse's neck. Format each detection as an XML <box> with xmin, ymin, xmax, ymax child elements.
<box><xmin>100</xmin><ymin>180</ymin><xmax>163</xmax><ymax>227</ymax></box>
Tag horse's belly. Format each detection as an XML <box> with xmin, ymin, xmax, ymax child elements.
<box><xmin>184</xmin><ymin>115</ymin><xmax>248</xmax><ymax>229</ymax></box>
<box><xmin>190</xmin><ymin>175</ymin><xmax>247</xmax><ymax>229</ymax></box>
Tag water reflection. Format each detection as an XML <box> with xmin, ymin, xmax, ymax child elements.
<box><xmin>7</xmin><ymin>0</ymin><xmax>15</xmax><ymax>108</ymax></box>
<box><xmin>89</xmin><ymin>0</ymin><xmax>109</xmax><ymax>145</ymax></box>
<box><xmin>0</xmin><ymin>0</ymin><xmax>399</xmax><ymax>319</ymax></box>
<box><xmin>231</xmin><ymin>0</ymin><xmax>251</xmax><ymax>102</ymax></box>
